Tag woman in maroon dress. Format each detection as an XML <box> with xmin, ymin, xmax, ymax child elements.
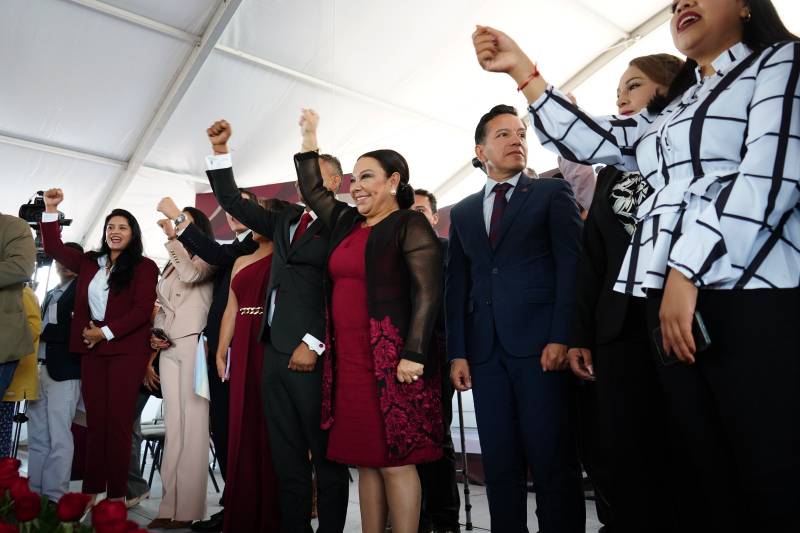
<box><xmin>215</xmin><ymin>198</ymin><xmax>288</xmax><ymax>533</ymax></box>
<box><xmin>295</xmin><ymin>109</ymin><xmax>444</xmax><ymax>533</ymax></box>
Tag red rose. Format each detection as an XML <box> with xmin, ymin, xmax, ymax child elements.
<box><xmin>8</xmin><ymin>477</ymin><xmax>32</xmax><ymax>501</ymax></box>
<box><xmin>0</xmin><ymin>458</ymin><xmax>21</xmax><ymax>492</ymax></box>
<box><xmin>0</xmin><ymin>524</ymin><xmax>19</xmax><ymax>533</ymax></box>
<box><xmin>91</xmin><ymin>500</ymin><xmax>128</xmax><ymax>529</ymax></box>
<box><xmin>56</xmin><ymin>492</ymin><xmax>92</xmax><ymax>522</ymax></box>
<box><xmin>13</xmin><ymin>491</ymin><xmax>42</xmax><ymax>522</ymax></box>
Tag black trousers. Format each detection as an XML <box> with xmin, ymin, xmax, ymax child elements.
<box><xmin>207</xmin><ymin>339</ymin><xmax>229</xmax><ymax>483</ymax></box>
<box><xmin>470</xmin><ymin>337</ymin><xmax>584</xmax><ymax>533</ymax></box>
<box><xmin>417</xmin><ymin>358</ymin><xmax>461</xmax><ymax>532</ymax></box>
<box><xmin>646</xmin><ymin>287</ymin><xmax>800</xmax><ymax>533</ymax></box>
<box><xmin>579</xmin><ymin>298</ymin><xmax>677</xmax><ymax>533</ymax></box>
<box><xmin>262</xmin><ymin>342</ymin><xmax>350</xmax><ymax>533</ymax></box>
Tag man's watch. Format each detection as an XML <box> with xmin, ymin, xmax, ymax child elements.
<box><xmin>173</xmin><ymin>213</ymin><xmax>187</xmax><ymax>226</ymax></box>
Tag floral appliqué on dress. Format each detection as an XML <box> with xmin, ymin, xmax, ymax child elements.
<box><xmin>370</xmin><ymin>316</ymin><xmax>443</xmax><ymax>462</ymax></box>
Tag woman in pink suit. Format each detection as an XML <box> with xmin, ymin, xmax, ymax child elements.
<box><xmin>147</xmin><ymin>203</ymin><xmax>217</xmax><ymax>530</ymax></box>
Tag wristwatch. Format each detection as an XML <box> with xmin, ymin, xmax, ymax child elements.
<box><xmin>173</xmin><ymin>213</ymin><xmax>187</xmax><ymax>226</ymax></box>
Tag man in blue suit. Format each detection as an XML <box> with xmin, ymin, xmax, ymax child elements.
<box><xmin>446</xmin><ymin>105</ymin><xmax>584</xmax><ymax>532</ymax></box>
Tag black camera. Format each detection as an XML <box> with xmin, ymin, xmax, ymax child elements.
<box><xmin>19</xmin><ymin>191</ymin><xmax>72</xmax><ymax>266</ymax></box>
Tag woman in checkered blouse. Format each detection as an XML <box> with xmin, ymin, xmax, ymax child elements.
<box><xmin>472</xmin><ymin>1</ymin><xmax>799</xmax><ymax>531</ymax></box>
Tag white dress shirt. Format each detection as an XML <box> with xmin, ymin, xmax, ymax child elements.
<box><xmin>88</xmin><ymin>255</ymin><xmax>115</xmax><ymax>340</ymax></box>
<box><xmin>206</xmin><ymin>153</ymin><xmax>325</xmax><ymax>355</ymax></box>
<box><xmin>483</xmin><ymin>173</ymin><xmax>521</xmax><ymax>233</ymax></box>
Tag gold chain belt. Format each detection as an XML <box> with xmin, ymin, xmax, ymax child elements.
<box><xmin>239</xmin><ymin>306</ymin><xmax>264</xmax><ymax>316</ymax></box>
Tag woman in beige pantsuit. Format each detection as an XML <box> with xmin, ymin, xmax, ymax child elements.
<box><xmin>147</xmin><ymin>202</ymin><xmax>217</xmax><ymax>530</ymax></box>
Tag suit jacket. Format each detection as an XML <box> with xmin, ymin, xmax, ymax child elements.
<box><xmin>40</xmin><ymin>279</ymin><xmax>82</xmax><ymax>381</ymax></box>
<box><xmin>176</xmin><ymin>222</ymin><xmax>257</xmax><ymax>352</ymax></box>
<box><xmin>570</xmin><ymin>166</ymin><xmax>639</xmax><ymax>348</ymax></box>
<box><xmin>153</xmin><ymin>240</ymin><xmax>216</xmax><ymax>341</ymax></box>
<box><xmin>0</xmin><ymin>214</ymin><xmax>36</xmax><ymax>362</ymax></box>
<box><xmin>39</xmin><ymin>221</ymin><xmax>158</xmax><ymax>356</ymax></box>
<box><xmin>445</xmin><ymin>175</ymin><xmax>582</xmax><ymax>363</ymax></box>
<box><xmin>206</xmin><ymin>166</ymin><xmax>331</xmax><ymax>354</ymax></box>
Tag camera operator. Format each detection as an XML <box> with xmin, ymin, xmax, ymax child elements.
<box><xmin>0</xmin><ymin>210</ymin><xmax>37</xmax><ymax>400</ymax></box>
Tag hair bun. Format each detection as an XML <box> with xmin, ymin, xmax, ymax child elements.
<box><xmin>396</xmin><ymin>182</ymin><xmax>415</xmax><ymax>209</ymax></box>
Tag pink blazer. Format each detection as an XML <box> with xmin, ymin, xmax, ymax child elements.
<box><xmin>153</xmin><ymin>239</ymin><xmax>216</xmax><ymax>341</ymax></box>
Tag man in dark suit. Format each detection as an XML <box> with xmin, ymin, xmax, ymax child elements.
<box><xmin>446</xmin><ymin>105</ymin><xmax>584</xmax><ymax>532</ymax></box>
<box><xmin>202</xmin><ymin>120</ymin><xmax>350</xmax><ymax>533</ymax></box>
<box><xmin>27</xmin><ymin>243</ymin><xmax>83</xmax><ymax>503</ymax></box>
<box><xmin>412</xmin><ymin>189</ymin><xmax>461</xmax><ymax>533</ymax></box>
<box><xmin>156</xmin><ymin>193</ymin><xmax>258</xmax><ymax>532</ymax></box>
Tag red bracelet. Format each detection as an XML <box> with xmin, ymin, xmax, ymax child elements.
<box><xmin>517</xmin><ymin>64</ymin><xmax>540</xmax><ymax>92</ymax></box>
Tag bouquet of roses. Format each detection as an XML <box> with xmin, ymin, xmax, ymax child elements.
<box><xmin>0</xmin><ymin>458</ymin><xmax>148</xmax><ymax>533</ymax></box>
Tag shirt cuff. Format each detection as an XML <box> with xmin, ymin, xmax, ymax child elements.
<box><xmin>302</xmin><ymin>333</ymin><xmax>325</xmax><ymax>356</ymax></box>
<box><xmin>176</xmin><ymin>224</ymin><xmax>188</xmax><ymax>237</ymax></box>
<box><xmin>41</xmin><ymin>212</ymin><xmax>59</xmax><ymax>223</ymax></box>
<box><xmin>205</xmin><ymin>153</ymin><xmax>232</xmax><ymax>170</ymax></box>
<box><xmin>101</xmin><ymin>326</ymin><xmax>115</xmax><ymax>341</ymax></box>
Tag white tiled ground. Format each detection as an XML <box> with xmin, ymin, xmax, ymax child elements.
<box><xmin>20</xmin><ymin>447</ymin><xmax>603</xmax><ymax>532</ymax></box>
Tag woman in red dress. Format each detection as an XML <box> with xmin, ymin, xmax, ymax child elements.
<box><xmin>294</xmin><ymin>109</ymin><xmax>444</xmax><ymax>533</ymax></box>
<box><xmin>215</xmin><ymin>198</ymin><xmax>289</xmax><ymax>533</ymax></box>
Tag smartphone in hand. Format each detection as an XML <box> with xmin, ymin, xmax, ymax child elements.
<box><xmin>652</xmin><ymin>311</ymin><xmax>711</xmax><ymax>365</ymax></box>
<box><xmin>151</xmin><ymin>327</ymin><xmax>172</xmax><ymax>348</ymax></box>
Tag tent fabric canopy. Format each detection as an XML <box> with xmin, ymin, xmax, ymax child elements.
<box><xmin>3</xmin><ymin>0</ymin><xmax>798</xmax><ymax>265</ymax></box>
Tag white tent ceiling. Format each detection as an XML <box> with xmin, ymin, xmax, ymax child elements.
<box><xmin>2</xmin><ymin>0</ymin><xmax>799</xmax><ymax>265</ymax></box>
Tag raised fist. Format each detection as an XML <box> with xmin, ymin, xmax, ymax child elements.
<box><xmin>207</xmin><ymin>120</ymin><xmax>231</xmax><ymax>154</ymax></box>
<box><xmin>472</xmin><ymin>25</ymin><xmax>533</xmax><ymax>77</ymax></box>
<box><xmin>156</xmin><ymin>197</ymin><xmax>181</xmax><ymax>220</ymax></box>
<box><xmin>299</xmin><ymin>108</ymin><xmax>319</xmax><ymax>137</ymax></box>
<box><xmin>157</xmin><ymin>218</ymin><xmax>176</xmax><ymax>239</ymax></box>
<box><xmin>44</xmin><ymin>188</ymin><xmax>64</xmax><ymax>212</ymax></box>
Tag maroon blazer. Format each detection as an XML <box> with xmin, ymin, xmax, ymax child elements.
<box><xmin>40</xmin><ymin>221</ymin><xmax>158</xmax><ymax>357</ymax></box>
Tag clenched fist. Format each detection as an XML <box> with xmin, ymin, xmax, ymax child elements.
<box><xmin>472</xmin><ymin>25</ymin><xmax>537</xmax><ymax>85</ymax></box>
<box><xmin>157</xmin><ymin>197</ymin><xmax>181</xmax><ymax>220</ymax></box>
<box><xmin>299</xmin><ymin>109</ymin><xmax>320</xmax><ymax>152</ymax></box>
<box><xmin>44</xmin><ymin>188</ymin><xmax>64</xmax><ymax>213</ymax></box>
<box><xmin>207</xmin><ymin>120</ymin><xmax>231</xmax><ymax>154</ymax></box>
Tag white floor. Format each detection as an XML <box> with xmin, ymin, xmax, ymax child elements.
<box><xmin>20</xmin><ymin>446</ymin><xmax>603</xmax><ymax>532</ymax></box>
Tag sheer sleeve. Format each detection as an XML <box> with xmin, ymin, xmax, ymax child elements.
<box><xmin>530</xmin><ymin>85</ymin><xmax>655</xmax><ymax>171</ymax></box>
<box><xmin>294</xmin><ymin>151</ymin><xmax>350</xmax><ymax>229</ymax></box>
<box><xmin>399</xmin><ymin>212</ymin><xmax>443</xmax><ymax>364</ymax></box>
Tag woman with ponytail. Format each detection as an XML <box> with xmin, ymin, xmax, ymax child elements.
<box><xmin>294</xmin><ymin>109</ymin><xmax>443</xmax><ymax>533</ymax></box>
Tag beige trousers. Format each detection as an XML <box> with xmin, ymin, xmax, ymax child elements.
<box><xmin>157</xmin><ymin>335</ymin><xmax>209</xmax><ymax>521</ymax></box>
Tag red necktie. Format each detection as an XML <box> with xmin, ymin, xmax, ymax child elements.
<box><xmin>489</xmin><ymin>182</ymin><xmax>513</xmax><ymax>248</ymax></box>
<box><xmin>291</xmin><ymin>212</ymin><xmax>313</xmax><ymax>245</ymax></box>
